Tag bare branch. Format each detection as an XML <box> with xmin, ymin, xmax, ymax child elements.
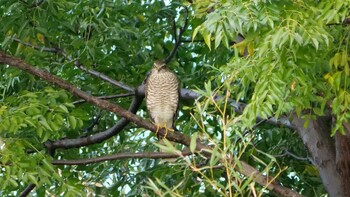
<box><xmin>82</xmin><ymin>114</ymin><xmax>101</xmax><ymax>133</ymax></box>
<box><xmin>74</xmin><ymin>61</ymin><xmax>134</xmax><ymax>92</ymax></box>
<box><xmin>164</xmin><ymin>6</ymin><xmax>189</xmax><ymax>64</ymax></box>
<box><xmin>239</xmin><ymin>161</ymin><xmax>303</xmax><ymax>197</ymax></box>
<box><xmin>52</xmin><ymin>151</ymin><xmax>193</xmax><ymax>165</ymax></box>
<box><xmin>274</xmin><ymin>149</ymin><xmax>310</xmax><ymax>162</ymax></box>
<box><xmin>72</xmin><ymin>93</ymin><xmax>134</xmax><ymax>105</ymax></box>
<box><xmin>12</xmin><ymin>37</ymin><xmax>58</xmax><ymax>53</ymax></box>
<box><xmin>180</xmin><ymin>39</ymin><xmax>204</xmax><ymax>43</ymax></box>
<box><xmin>19</xmin><ymin>184</ymin><xmax>36</xmax><ymax>197</ymax></box>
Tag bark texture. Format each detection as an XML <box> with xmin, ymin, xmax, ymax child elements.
<box><xmin>291</xmin><ymin>115</ymin><xmax>346</xmax><ymax>197</ymax></box>
<box><xmin>335</xmin><ymin>122</ymin><xmax>350</xmax><ymax>197</ymax></box>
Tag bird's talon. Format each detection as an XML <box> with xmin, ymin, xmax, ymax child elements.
<box><xmin>163</xmin><ymin>128</ymin><xmax>168</xmax><ymax>139</ymax></box>
<box><xmin>155</xmin><ymin>125</ymin><xmax>160</xmax><ymax>136</ymax></box>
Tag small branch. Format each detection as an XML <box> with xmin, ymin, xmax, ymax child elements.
<box><xmin>52</xmin><ymin>150</ymin><xmax>194</xmax><ymax>165</ymax></box>
<box><xmin>74</xmin><ymin>61</ymin><xmax>134</xmax><ymax>92</ymax></box>
<box><xmin>274</xmin><ymin>149</ymin><xmax>310</xmax><ymax>162</ymax></box>
<box><xmin>12</xmin><ymin>37</ymin><xmax>57</xmax><ymax>53</ymax></box>
<box><xmin>164</xmin><ymin>6</ymin><xmax>189</xmax><ymax>64</ymax></box>
<box><xmin>181</xmin><ymin>39</ymin><xmax>204</xmax><ymax>43</ymax></box>
<box><xmin>44</xmin><ymin>94</ymin><xmax>143</xmax><ymax>150</ymax></box>
<box><xmin>82</xmin><ymin>114</ymin><xmax>101</xmax><ymax>133</ymax></box>
<box><xmin>19</xmin><ymin>184</ymin><xmax>36</xmax><ymax>197</ymax></box>
<box><xmin>172</xmin><ymin>17</ymin><xmax>178</xmax><ymax>43</ymax></box>
<box><xmin>72</xmin><ymin>93</ymin><xmax>134</xmax><ymax>105</ymax></box>
<box><xmin>11</xmin><ymin>37</ymin><xmax>134</xmax><ymax>92</ymax></box>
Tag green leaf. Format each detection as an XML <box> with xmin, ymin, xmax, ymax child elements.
<box><xmin>68</xmin><ymin>115</ymin><xmax>77</xmax><ymax>129</ymax></box>
<box><xmin>190</xmin><ymin>132</ymin><xmax>198</xmax><ymax>153</ymax></box>
<box><xmin>39</xmin><ymin>118</ymin><xmax>52</xmax><ymax>131</ymax></box>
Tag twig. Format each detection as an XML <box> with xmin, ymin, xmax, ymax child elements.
<box><xmin>274</xmin><ymin>149</ymin><xmax>310</xmax><ymax>162</ymax></box>
<box><xmin>12</xmin><ymin>37</ymin><xmax>57</xmax><ymax>53</ymax></box>
<box><xmin>164</xmin><ymin>6</ymin><xmax>189</xmax><ymax>64</ymax></box>
<box><xmin>74</xmin><ymin>61</ymin><xmax>134</xmax><ymax>92</ymax></box>
<box><xmin>19</xmin><ymin>184</ymin><xmax>36</xmax><ymax>197</ymax></box>
<box><xmin>83</xmin><ymin>114</ymin><xmax>101</xmax><ymax>132</ymax></box>
<box><xmin>52</xmin><ymin>150</ymin><xmax>194</xmax><ymax>165</ymax></box>
<box><xmin>72</xmin><ymin>93</ymin><xmax>134</xmax><ymax>105</ymax></box>
<box><xmin>181</xmin><ymin>39</ymin><xmax>204</xmax><ymax>43</ymax></box>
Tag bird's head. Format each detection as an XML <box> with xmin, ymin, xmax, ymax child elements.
<box><xmin>153</xmin><ymin>60</ymin><xmax>166</xmax><ymax>71</ymax></box>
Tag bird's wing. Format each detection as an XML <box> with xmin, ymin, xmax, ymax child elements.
<box><xmin>143</xmin><ymin>69</ymin><xmax>155</xmax><ymax>122</ymax></box>
<box><xmin>172</xmin><ymin>72</ymin><xmax>181</xmax><ymax>130</ymax></box>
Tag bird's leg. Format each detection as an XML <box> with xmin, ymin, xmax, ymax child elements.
<box><xmin>151</xmin><ymin>120</ymin><xmax>162</xmax><ymax>137</ymax></box>
<box><xmin>162</xmin><ymin>125</ymin><xmax>174</xmax><ymax>139</ymax></box>
<box><xmin>155</xmin><ymin>126</ymin><xmax>161</xmax><ymax>137</ymax></box>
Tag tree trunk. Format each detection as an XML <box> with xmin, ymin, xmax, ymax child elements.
<box><xmin>291</xmin><ymin>115</ymin><xmax>344</xmax><ymax>197</ymax></box>
<box><xmin>335</xmin><ymin>122</ymin><xmax>350</xmax><ymax>197</ymax></box>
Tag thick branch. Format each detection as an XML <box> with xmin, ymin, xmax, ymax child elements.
<box><xmin>52</xmin><ymin>151</ymin><xmax>193</xmax><ymax>165</ymax></box>
<box><xmin>239</xmin><ymin>161</ymin><xmax>303</xmax><ymax>197</ymax></box>
<box><xmin>292</xmin><ymin>115</ymin><xmax>341</xmax><ymax>197</ymax></box>
<box><xmin>0</xmin><ymin>51</ymin><xmax>302</xmax><ymax>197</ymax></box>
<box><xmin>335</xmin><ymin>123</ymin><xmax>350</xmax><ymax>197</ymax></box>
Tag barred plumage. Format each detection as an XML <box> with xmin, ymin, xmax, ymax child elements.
<box><xmin>145</xmin><ymin>61</ymin><xmax>179</xmax><ymax>130</ymax></box>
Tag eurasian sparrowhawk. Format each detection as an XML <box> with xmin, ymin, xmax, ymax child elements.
<box><xmin>145</xmin><ymin>60</ymin><xmax>180</xmax><ymax>136</ymax></box>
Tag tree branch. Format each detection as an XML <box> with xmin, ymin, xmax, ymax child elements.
<box><xmin>82</xmin><ymin>113</ymin><xmax>101</xmax><ymax>133</ymax></box>
<box><xmin>72</xmin><ymin>93</ymin><xmax>134</xmax><ymax>105</ymax></box>
<box><xmin>11</xmin><ymin>37</ymin><xmax>134</xmax><ymax>92</ymax></box>
<box><xmin>19</xmin><ymin>184</ymin><xmax>36</xmax><ymax>197</ymax></box>
<box><xmin>0</xmin><ymin>51</ymin><xmax>303</xmax><ymax>197</ymax></box>
<box><xmin>44</xmin><ymin>93</ymin><xmax>143</xmax><ymax>150</ymax></box>
<box><xmin>164</xmin><ymin>6</ymin><xmax>188</xmax><ymax>64</ymax></box>
<box><xmin>292</xmin><ymin>115</ymin><xmax>341</xmax><ymax>197</ymax></box>
<box><xmin>12</xmin><ymin>37</ymin><xmax>57</xmax><ymax>53</ymax></box>
<box><xmin>274</xmin><ymin>149</ymin><xmax>311</xmax><ymax>162</ymax></box>
<box><xmin>52</xmin><ymin>150</ymin><xmax>193</xmax><ymax>165</ymax></box>
<box><xmin>74</xmin><ymin>61</ymin><xmax>134</xmax><ymax>92</ymax></box>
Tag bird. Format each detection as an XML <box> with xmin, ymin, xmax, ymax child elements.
<box><xmin>144</xmin><ymin>60</ymin><xmax>180</xmax><ymax>139</ymax></box>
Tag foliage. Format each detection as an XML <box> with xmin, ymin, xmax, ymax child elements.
<box><xmin>193</xmin><ymin>0</ymin><xmax>350</xmax><ymax>134</ymax></box>
<box><xmin>0</xmin><ymin>0</ymin><xmax>349</xmax><ymax>196</ymax></box>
